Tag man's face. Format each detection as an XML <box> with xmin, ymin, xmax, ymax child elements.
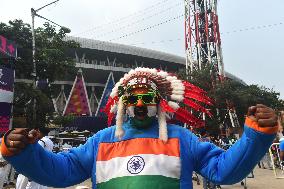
<box><xmin>124</xmin><ymin>88</ymin><xmax>158</xmax><ymax>120</ymax></box>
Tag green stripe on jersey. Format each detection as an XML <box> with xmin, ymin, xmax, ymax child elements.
<box><xmin>97</xmin><ymin>175</ymin><xmax>180</xmax><ymax>189</ymax></box>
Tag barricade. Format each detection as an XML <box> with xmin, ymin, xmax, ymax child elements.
<box><xmin>269</xmin><ymin>143</ymin><xmax>284</xmax><ymax>179</ymax></box>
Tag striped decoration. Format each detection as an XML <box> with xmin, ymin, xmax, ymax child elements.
<box><xmin>96</xmin><ymin>138</ymin><xmax>181</xmax><ymax>189</ymax></box>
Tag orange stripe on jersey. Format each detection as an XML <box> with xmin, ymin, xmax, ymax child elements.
<box><xmin>97</xmin><ymin>138</ymin><xmax>180</xmax><ymax>161</ymax></box>
<box><xmin>245</xmin><ymin>117</ymin><xmax>278</xmax><ymax>135</ymax></box>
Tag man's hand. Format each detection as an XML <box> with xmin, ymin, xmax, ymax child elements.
<box><xmin>5</xmin><ymin>128</ymin><xmax>39</xmax><ymax>154</ymax></box>
<box><xmin>247</xmin><ymin>104</ymin><xmax>278</xmax><ymax>127</ymax></box>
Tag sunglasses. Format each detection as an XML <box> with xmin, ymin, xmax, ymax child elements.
<box><xmin>123</xmin><ymin>92</ymin><xmax>158</xmax><ymax>105</ymax></box>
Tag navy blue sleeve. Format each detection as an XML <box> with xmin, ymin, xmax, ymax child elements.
<box><xmin>5</xmin><ymin>135</ymin><xmax>99</xmax><ymax>187</ymax></box>
<box><xmin>188</xmin><ymin>126</ymin><xmax>275</xmax><ymax>184</ymax></box>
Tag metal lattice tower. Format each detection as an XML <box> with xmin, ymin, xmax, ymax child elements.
<box><xmin>185</xmin><ymin>0</ymin><xmax>224</xmax><ymax>78</ymax></box>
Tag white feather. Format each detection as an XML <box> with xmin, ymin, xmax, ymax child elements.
<box><xmin>147</xmin><ymin>106</ymin><xmax>158</xmax><ymax>117</ymax></box>
<box><xmin>171</xmin><ymin>94</ymin><xmax>184</xmax><ymax>102</ymax></box>
<box><xmin>135</xmin><ymin>67</ymin><xmax>143</xmax><ymax>72</ymax></box>
<box><xmin>110</xmin><ymin>87</ymin><xmax>118</xmax><ymax>98</ymax></box>
<box><xmin>168</xmin><ymin>101</ymin><xmax>180</xmax><ymax>110</ymax></box>
<box><xmin>149</xmin><ymin>68</ymin><xmax>157</xmax><ymax>75</ymax></box>
<box><xmin>170</xmin><ymin>80</ymin><xmax>183</xmax><ymax>85</ymax></box>
<box><xmin>157</xmin><ymin>71</ymin><xmax>168</xmax><ymax>78</ymax></box>
<box><xmin>158</xmin><ymin>106</ymin><xmax>168</xmax><ymax>142</ymax></box>
<box><xmin>126</xmin><ymin>106</ymin><xmax>135</xmax><ymax>117</ymax></box>
<box><xmin>119</xmin><ymin>78</ymin><xmax>124</xmax><ymax>84</ymax></box>
<box><xmin>115</xmin><ymin>97</ymin><xmax>125</xmax><ymax>140</ymax></box>
<box><xmin>110</xmin><ymin>104</ymin><xmax>118</xmax><ymax>113</ymax></box>
<box><xmin>166</xmin><ymin>76</ymin><xmax>177</xmax><ymax>82</ymax></box>
<box><xmin>172</xmin><ymin>90</ymin><xmax>185</xmax><ymax>95</ymax></box>
<box><xmin>171</xmin><ymin>84</ymin><xmax>185</xmax><ymax>91</ymax></box>
<box><xmin>128</xmin><ymin>69</ymin><xmax>136</xmax><ymax>76</ymax></box>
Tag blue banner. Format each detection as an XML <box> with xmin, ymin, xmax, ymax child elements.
<box><xmin>95</xmin><ymin>72</ymin><xmax>115</xmax><ymax>117</ymax></box>
<box><xmin>0</xmin><ymin>65</ymin><xmax>14</xmax><ymax>92</ymax></box>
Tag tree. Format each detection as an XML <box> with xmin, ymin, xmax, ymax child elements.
<box><xmin>178</xmin><ymin>67</ymin><xmax>284</xmax><ymax>134</ymax></box>
<box><xmin>0</xmin><ymin>19</ymin><xmax>80</xmax><ymax>128</ymax></box>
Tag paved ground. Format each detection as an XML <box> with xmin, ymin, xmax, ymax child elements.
<box><xmin>49</xmin><ymin>167</ymin><xmax>283</xmax><ymax>189</ymax></box>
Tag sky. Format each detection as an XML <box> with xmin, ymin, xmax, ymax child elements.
<box><xmin>1</xmin><ymin>0</ymin><xmax>283</xmax><ymax>99</ymax></box>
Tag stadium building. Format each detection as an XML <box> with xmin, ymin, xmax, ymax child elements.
<box><xmin>17</xmin><ymin>37</ymin><xmax>246</xmax><ymax>132</ymax></box>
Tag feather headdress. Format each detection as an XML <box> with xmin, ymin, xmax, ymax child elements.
<box><xmin>102</xmin><ymin>67</ymin><xmax>213</xmax><ymax>141</ymax></box>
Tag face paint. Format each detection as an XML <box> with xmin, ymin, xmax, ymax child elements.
<box><xmin>147</xmin><ymin>106</ymin><xmax>157</xmax><ymax>117</ymax></box>
<box><xmin>126</xmin><ymin>106</ymin><xmax>135</xmax><ymax>117</ymax></box>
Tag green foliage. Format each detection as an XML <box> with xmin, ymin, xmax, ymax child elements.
<box><xmin>53</xmin><ymin>114</ymin><xmax>76</xmax><ymax>127</ymax></box>
<box><xmin>178</xmin><ymin>67</ymin><xmax>284</xmax><ymax>133</ymax></box>
<box><xmin>0</xmin><ymin>19</ymin><xmax>80</xmax><ymax>128</ymax></box>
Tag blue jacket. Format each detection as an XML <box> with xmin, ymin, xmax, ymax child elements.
<box><xmin>5</xmin><ymin>119</ymin><xmax>275</xmax><ymax>189</ymax></box>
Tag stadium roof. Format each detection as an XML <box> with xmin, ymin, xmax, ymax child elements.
<box><xmin>66</xmin><ymin>36</ymin><xmax>246</xmax><ymax>85</ymax></box>
<box><xmin>66</xmin><ymin>36</ymin><xmax>185</xmax><ymax>65</ymax></box>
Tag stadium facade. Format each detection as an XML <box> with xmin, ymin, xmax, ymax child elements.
<box><xmin>16</xmin><ymin>37</ymin><xmax>246</xmax><ymax>132</ymax></box>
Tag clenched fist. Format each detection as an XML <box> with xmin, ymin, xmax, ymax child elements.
<box><xmin>247</xmin><ymin>104</ymin><xmax>278</xmax><ymax>127</ymax></box>
<box><xmin>4</xmin><ymin>128</ymin><xmax>39</xmax><ymax>155</ymax></box>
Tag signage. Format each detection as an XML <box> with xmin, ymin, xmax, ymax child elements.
<box><xmin>0</xmin><ymin>35</ymin><xmax>17</xmax><ymax>58</ymax></box>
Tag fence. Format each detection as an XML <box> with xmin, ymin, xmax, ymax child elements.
<box><xmin>269</xmin><ymin>143</ymin><xmax>284</xmax><ymax>179</ymax></box>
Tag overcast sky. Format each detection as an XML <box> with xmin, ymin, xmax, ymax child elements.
<box><xmin>1</xmin><ymin>0</ymin><xmax>283</xmax><ymax>99</ymax></box>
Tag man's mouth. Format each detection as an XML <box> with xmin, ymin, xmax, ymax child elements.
<box><xmin>134</xmin><ymin>106</ymin><xmax>147</xmax><ymax>117</ymax></box>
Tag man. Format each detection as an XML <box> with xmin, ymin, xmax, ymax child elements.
<box><xmin>0</xmin><ymin>68</ymin><xmax>279</xmax><ymax>189</ymax></box>
<box><xmin>16</xmin><ymin>127</ymin><xmax>54</xmax><ymax>189</ymax></box>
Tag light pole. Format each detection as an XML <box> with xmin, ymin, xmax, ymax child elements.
<box><xmin>31</xmin><ymin>0</ymin><xmax>69</xmax><ymax>127</ymax></box>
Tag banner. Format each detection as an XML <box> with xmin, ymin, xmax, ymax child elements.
<box><xmin>0</xmin><ymin>65</ymin><xmax>14</xmax><ymax>91</ymax></box>
<box><xmin>0</xmin><ymin>35</ymin><xmax>17</xmax><ymax>58</ymax></box>
<box><xmin>63</xmin><ymin>69</ymin><xmax>91</xmax><ymax>116</ymax></box>
<box><xmin>0</xmin><ymin>65</ymin><xmax>14</xmax><ymax>132</ymax></box>
<box><xmin>95</xmin><ymin>72</ymin><xmax>115</xmax><ymax>117</ymax></box>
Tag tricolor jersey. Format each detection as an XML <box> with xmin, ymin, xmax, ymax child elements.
<box><xmin>96</xmin><ymin>138</ymin><xmax>181</xmax><ymax>189</ymax></box>
<box><xmin>5</xmin><ymin>119</ymin><xmax>276</xmax><ymax>189</ymax></box>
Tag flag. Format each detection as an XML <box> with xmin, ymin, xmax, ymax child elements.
<box><xmin>95</xmin><ymin>72</ymin><xmax>115</xmax><ymax>117</ymax></box>
<box><xmin>53</xmin><ymin>89</ymin><xmax>67</xmax><ymax>115</ymax></box>
<box><xmin>0</xmin><ymin>65</ymin><xmax>14</xmax><ymax>132</ymax></box>
<box><xmin>63</xmin><ymin>69</ymin><xmax>91</xmax><ymax>116</ymax></box>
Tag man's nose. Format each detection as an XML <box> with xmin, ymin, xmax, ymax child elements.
<box><xmin>136</xmin><ymin>99</ymin><xmax>144</xmax><ymax>107</ymax></box>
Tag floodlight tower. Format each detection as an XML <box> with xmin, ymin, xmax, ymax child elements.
<box><xmin>184</xmin><ymin>0</ymin><xmax>224</xmax><ymax>79</ymax></box>
<box><xmin>184</xmin><ymin>0</ymin><xmax>240</xmax><ymax>132</ymax></box>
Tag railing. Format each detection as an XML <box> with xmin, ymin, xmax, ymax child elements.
<box><xmin>269</xmin><ymin>143</ymin><xmax>284</xmax><ymax>179</ymax></box>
